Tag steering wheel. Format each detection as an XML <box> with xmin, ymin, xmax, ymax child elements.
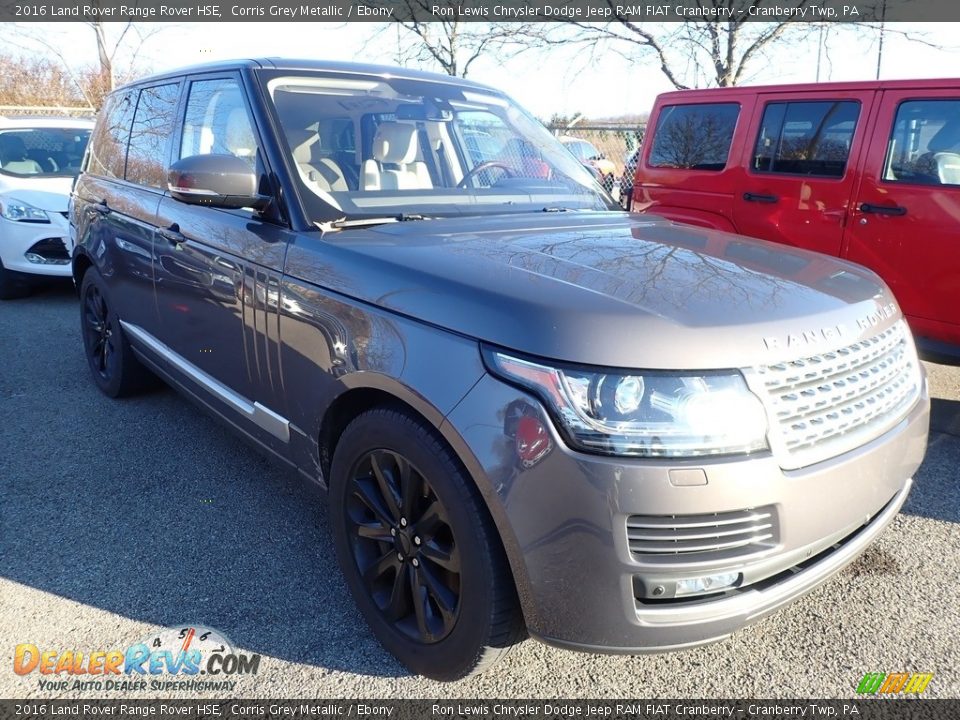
<box><xmin>457</xmin><ymin>161</ymin><xmax>516</xmax><ymax>188</ymax></box>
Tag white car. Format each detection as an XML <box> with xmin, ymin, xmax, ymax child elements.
<box><xmin>0</xmin><ymin>116</ymin><xmax>93</xmax><ymax>299</ymax></box>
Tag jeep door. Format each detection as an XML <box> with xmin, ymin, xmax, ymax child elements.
<box><xmin>151</xmin><ymin>73</ymin><xmax>292</xmax><ymax>451</ymax></box>
<box><xmin>732</xmin><ymin>90</ymin><xmax>874</xmax><ymax>257</ymax></box>
<box><xmin>844</xmin><ymin>87</ymin><xmax>960</xmax><ymax>351</ymax></box>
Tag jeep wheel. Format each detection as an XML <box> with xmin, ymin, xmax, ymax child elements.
<box><xmin>329</xmin><ymin>407</ymin><xmax>525</xmax><ymax>680</ymax></box>
<box><xmin>79</xmin><ymin>268</ymin><xmax>152</xmax><ymax>397</ymax></box>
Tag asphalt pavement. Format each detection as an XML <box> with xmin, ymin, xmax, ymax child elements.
<box><xmin>1</xmin><ymin>280</ymin><xmax>958</xmax><ymax>699</ymax></box>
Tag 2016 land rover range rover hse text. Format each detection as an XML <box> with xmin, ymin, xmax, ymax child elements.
<box><xmin>71</xmin><ymin>59</ymin><xmax>930</xmax><ymax>681</ymax></box>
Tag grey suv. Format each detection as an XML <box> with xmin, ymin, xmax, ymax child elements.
<box><xmin>71</xmin><ymin>59</ymin><xmax>930</xmax><ymax>680</ymax></box>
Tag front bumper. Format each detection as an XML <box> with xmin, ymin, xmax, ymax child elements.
<box><xmin>443</xmin><ymin>372</ymin><xmax>930</xmax><ymax>652</ymax></box>
<box><xmin>0</xmin><ymin>211</ymin><xmax>73</xmax><ymax>277</ymax></box>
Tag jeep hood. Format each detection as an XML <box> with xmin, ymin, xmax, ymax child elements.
<box><xmin>305</xmin><ymin>212</ymin><xmax>900</xmax><ymax>369</ymax></box>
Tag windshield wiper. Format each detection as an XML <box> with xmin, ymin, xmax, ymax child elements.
<box><xmin>328</xmin><ymin>213</ymin><xmax>429</xmax><ymax>230</ymax></box>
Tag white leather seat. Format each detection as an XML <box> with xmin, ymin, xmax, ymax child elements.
<box><xmin>292</xmin><ymin>132</ymin><xmax>349</xmax><ymax>193</ymax></box>
<box><xmin>362</xmin><ymin>122</ymin><xmax>432</xmax><ymax>191</ymax></box>
<box><xmin>0</xmin><ymin>136</ymin><xmax>43</xmax><ymax>174</ymax></box>
<box><xmin>917</xmin><ymin>121</ymin><xmax>960</xmax><ymax>184</ymax></box>
<box><xmin>224</xmin><ymin>108</ymin><xmax>257</xmax><ymax>164</ymax></box>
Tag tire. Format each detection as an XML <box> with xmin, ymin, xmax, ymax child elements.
<box><xmin>329</xmin><ymin>407</ymin><xmax>525</xmax><ymax>680</ymax></box>
<box><xmin>79</xmin><ymin>267</ymin><xmax>152</xmax><ymax>398</ymax></box>
<box><xmin>0</xmin><ymin>258</ymin><xmax>31</xmax><ymax>300</ymax></box>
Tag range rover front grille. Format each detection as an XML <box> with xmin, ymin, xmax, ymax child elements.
<box><xmin>751</xmin><ymin>320</ymin><xmax>921</xmax><ymax>470</ymax></box>
<box><xmin>626</xmin><ymin>506</ymin><xmax>778</xmax><ymax>564</ymax></box>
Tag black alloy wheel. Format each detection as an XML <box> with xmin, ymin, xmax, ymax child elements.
<box><xmin>329</xmin><ymin>408</ymin><xmax>525</xmax><ymax>680</ymax></box>
<box><xmin>345</xmin><ymin>449</ymin><xmax>461</xmax><ymax>643</ymax></box>
<box><xmin>83</xmin><ymin>282</ymin><xmax>116</xmax><ymax>381</ymax></box>
<box><xmin>79</xmin><ymin>268</ymin><xmax>152</xmax><ymax>398</ymax></box>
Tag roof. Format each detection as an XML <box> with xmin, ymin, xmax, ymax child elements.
<box><xmin>119</xmin><ymin>57</ymin><xmax>502</xmax><ymax>94</ymax></box>
<box><xmin>0</xmin><ymin>116</ymin><xmax>95</xmax><ymax>129</ymax></box>
<box><xmin>657</xmin><ymin>77</ymin><xmax>960</xmax><ymax>100</ymax></box>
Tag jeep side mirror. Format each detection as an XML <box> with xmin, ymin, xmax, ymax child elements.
<box><xmin>168</xmin><ymin>154</ymin><xmax>270</xmax><ymax>211</ymax></box>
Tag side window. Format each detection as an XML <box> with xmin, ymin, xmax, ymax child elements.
<box><xmin>125</xmin><ymin>83</ymin><xmax>181</xmax><ymax>189</ymax></box>
<box><xmin>86</xmin><ymin>90</ymin><xmax>136</xmax><ymax>179</ymax></box>
<box><xmin>883</xmin><ymin>99</ymin><xmax>960</xmax><ymax>186</ymax></box>
<box><xmin>179</xmin><ymin>78</ymin><xmax>258</xmax><ymax>168</ymax></box>
<box><xmin>752</xmin><ymin>101</ymin><xmax>860</xmax><ymax>178</ymax></box>
<box><xmin>648</xmin><ymin>103</ymin><xmax>740</xmax><ymax>171</ymax></box>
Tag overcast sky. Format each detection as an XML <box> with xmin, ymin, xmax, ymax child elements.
<box><xmin>3</xmin><ymin>21</ymin><xmax>958</xmax><ymax>119</ymax></box>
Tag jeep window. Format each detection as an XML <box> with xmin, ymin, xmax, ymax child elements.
<box><xmin>753</xmin><ymin>101</ymin><xmax>860</xmax><ymax>178</ymax></box>
<box><xmin>125</xmin><ymin>82</ymin><xmax>181</xmax><ymax>189</ymax></box>
<box><xmin>648</xmin><ymin>103</ymin><xmax>740</xmax><ymax>171</ymax></box>
<box><xmin>0</xmin><ymin>127</ymin><xmax>91</xmax><ymax>178</ymax></box>
<box><xmin>86</xmin><ymin>90</ymin><xmax>136</xmax><ymax>179</ymax></box>
<box><xmin>262</xmin><ymin>73</ymin><xmax>613</xmax><ymax>224</ymax></box>
<box><xmin>883</xmin><ymin>99</ymin><xmax>960</xmax><ymax>186</ymax></box>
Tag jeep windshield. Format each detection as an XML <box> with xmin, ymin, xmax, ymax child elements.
<box><xmin>262</xmin><ymin>72</ymin><xmax>616</xmax><ymax>224</ymax></box>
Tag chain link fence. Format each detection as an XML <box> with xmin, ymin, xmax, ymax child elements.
<box><xmin>547</xmin><ymin>124</ymin><xmax>645</xmax><ymax>206</ymax></box>
<box><xmin>0</xmin><ymin>105</ymin><xmax>97</xmax><ymax>119</ymax></box>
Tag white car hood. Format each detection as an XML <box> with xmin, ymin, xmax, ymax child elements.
<box><xmin>0</xmin><ymin>185</ymin><xmax>72</xmax><ymax>212</ymax></box>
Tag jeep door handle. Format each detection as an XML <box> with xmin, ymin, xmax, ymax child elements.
<box><xmin>92</xmin><ymin>200</ymin><xmax>111</xmax><ymax>215</ymax></box>
<box><xmin>743</xmin><ymin>192</ymin><xmax>779</xmax><ymax>203</ymax></box>
<box><xmin>159</xmin><ymin>224</ymin><xmax>187</xmax><ymax>245</ymax></box>
<box><xmin>859</xmin><ymin>202</ymin><xmax>907</xmax><ymax>216</ymax></box>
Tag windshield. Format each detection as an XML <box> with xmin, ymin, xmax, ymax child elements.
<box><xmin>262</xmin><ymin>72</ymin><xmax>616</xmax><ymax>223</ymax></box>
<box><xmin>0</xmin><ymin>127</ymin><xmax>91</xmax><ymax>178</ymax></box>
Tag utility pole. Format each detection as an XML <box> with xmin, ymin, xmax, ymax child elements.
<box><xmin>876</xmin><ymin>0</ymin><xmax>887</xmax><ymax>80</ymax></box>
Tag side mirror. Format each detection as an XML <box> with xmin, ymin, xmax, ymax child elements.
<box><xmin>168</xmin><ymin>154</ymin><xmax>270</xmax><ymax>210</ymax></box>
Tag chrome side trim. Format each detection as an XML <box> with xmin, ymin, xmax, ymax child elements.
<box><xmin>121</xmin><ymin>321</ymin><xmax>290</xmax><ymax>443</ymax></box>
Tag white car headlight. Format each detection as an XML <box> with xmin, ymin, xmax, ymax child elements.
<box><xmin>485</xmin><ymin>349</ymin><xmax>769</xmax><ymax>458</ymax></box>
<box><xmin>0</xmin><ymin>199</ymin><xmax>50</xmax><ymax>223</ymax></box>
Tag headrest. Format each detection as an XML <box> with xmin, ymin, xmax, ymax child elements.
<box><xmin>224</xmin><ymin>108</ymin><xmax>255</xmax><ymax>157</ymax></box>
<box><xmin>373</xmin><ymin>122</ymin><xmax>418</xmax><ymax>165</ymax></box>
<box><xmin>289</xmin><ymin>130</ymin><xmax>317</xmax><ymax>164</ymax></box>
<box><xmin>928</xmin><ymin>121</ymin><xmax>960</xmax><ymax>153</ymax></box>
<box><xmin>0</xmin><ymin>135</ymin><xmax>28</xmax><ymax>161</ymax></box>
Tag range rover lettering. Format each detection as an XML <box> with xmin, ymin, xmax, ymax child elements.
<box><xmin>71</xmin><ymin>60</ymin><xmax>930</xmax><ymax>681</ymax></box>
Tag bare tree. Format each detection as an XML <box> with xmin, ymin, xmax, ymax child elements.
<box><xmin>0</xmin><ymin>14</ymin><xmax>163</xmax><ymax>107</ymax></box>
<box><xmin>532</xmin><ymin>3</ymin><xmax>820</xmax><ymax>90</ymax></box>
<box><xmin>530</xmin><ymin>2</ymin><xmax>948</xmax><ymax>91</ymax></box>
<box><xmin>0</xmin><ymin>53</ymin><xmax>83</xmax><ymax>107</ymax></box>
<box><xmin>372</xmin><ymin>2</ymin><xmax>539</xmax><ymax>78</ymax></box>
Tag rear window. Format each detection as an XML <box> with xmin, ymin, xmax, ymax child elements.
<box><xmin>125</xmin><ymin>82</ymin><xmax>181</xmax><ymax>189</ymax></box>
<box><xmin>648</xmin><ymin>103</ymin><xmax>740</xmax><ymax>171</ymax></box>
<box><xmin>752</xmin><ymin>101</ymin><xmax>860</xmax><ymax>178</ymax></box>
<box><xmin>86</xmin><ymin>90</ymin><xmax>136</xmax><ymax>179</ymax></box>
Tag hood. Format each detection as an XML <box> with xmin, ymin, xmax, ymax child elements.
<box><xmin>0</xmin><ymin>186</ymin><xmax>72</xmax><ymax>212</ymax></box>
<box><xmin>304</xmin><ymin>212</ymin><xmax>900</xmax><ymax>370</ymax></box>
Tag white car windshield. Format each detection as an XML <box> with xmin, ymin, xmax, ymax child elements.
<box><xmin>0</xmin><ymin>127</ymin><xmax>91</xmax><ymax>178</ymax></box>
<box><xmin>263</xmin><ymin>73</ymin><xmax>615</xmax><ymax>223</ymax></box>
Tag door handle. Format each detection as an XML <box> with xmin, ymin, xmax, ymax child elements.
<box><xmin>159</xmin><ymin>224</ymin><xmax>187</xmax><ymax>245</ymax></box>
<box><xmin>92</xmin><ymin>200</ymin><xmax>111</xmax><ymax>215</ymax></box>
<box><xmin>859</xmin><ymin>202</ymin><xmax>907</xmax><ymax>216</ymax></box>
<box><xmin>743</xmin><ymin>192</ymin><xmax>779</xmax><ymax>203</ymax></box>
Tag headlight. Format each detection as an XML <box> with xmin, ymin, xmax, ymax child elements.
<box><xmin>484</xmin><ymin>349</ymin><xmax>769</xmax><ymax>458</ymax></box>
<box><xmin>0</xmin><ymin>199</ymin><xmax>50</xmax><ymax>223</ymax></box>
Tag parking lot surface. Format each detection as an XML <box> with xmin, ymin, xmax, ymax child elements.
<box><xmin>2</xmin><ymin>282</ymin><xmax>958</xmax><ymax>699</ymax></box>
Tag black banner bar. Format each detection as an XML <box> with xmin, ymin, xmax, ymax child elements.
<box><xmin>1</xmin><ymin>0</ymin><xmax>960</xmax><ymax>23</ymax></box>
<box><xmin>2</xmin><ymin>700</ymin><xmax>958</xmax><ymax>720</ymax></box>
